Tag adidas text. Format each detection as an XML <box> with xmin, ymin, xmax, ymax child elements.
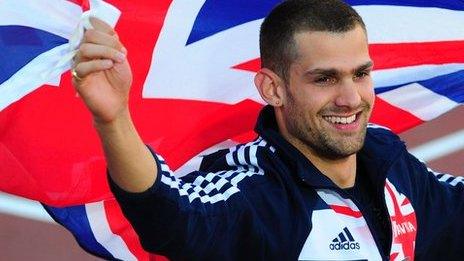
<box><xmin>329</xmin><ymin>241</ymin><xmax>360</xmax><ymax>250</ymax></box>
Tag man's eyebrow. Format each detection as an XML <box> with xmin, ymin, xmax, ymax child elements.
<box><xmin>305</xmin><ymin>68</ymin><xmax>338</xmax><ymax>76</ymax></box>
<box><xmin>354</xmin><ymin>61</ymin><xmax>374</xmax><ymax>72</ymax></box>
<box><xmin>304</xmin><ymin>61</ymin><xmax>374</xmax><ymax>76</ymax></box>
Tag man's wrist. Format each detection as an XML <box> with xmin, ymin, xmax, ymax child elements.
<box><xmin>93</xmin><ymin>107</ymin><xmax>133</xmax><ymax>135</ymax></box>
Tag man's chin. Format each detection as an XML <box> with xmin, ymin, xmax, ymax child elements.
<box><xmin>325</xmin><ymin>135</ymin><xmax>366</xmax><ymax>158</ymax></box>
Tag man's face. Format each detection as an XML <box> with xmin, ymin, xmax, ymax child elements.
<box><xmin>281</xmin><ymin>25</ymin><xmax>375</xmax><ymax>160</ymax></box>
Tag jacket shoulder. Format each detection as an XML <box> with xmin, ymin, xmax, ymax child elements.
<box><xmin>366</xmin><ymin>123</ymin><xmax>403</xmax><ymax>145</ymax></box>
<box><xmin>198</xmin><ymin>137</ymin><xmax>275</xmax><ymax>173</ymax></box>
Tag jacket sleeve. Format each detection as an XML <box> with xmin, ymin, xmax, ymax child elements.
<box><xmin>108</xmin><ymin>147</ymin><xmax>269</xmax><ymax>260</ymax></box>
<box><xmin>404</xmin><ymin>153</ymin><xmax>464</xmax><ymax>259</ymax></box>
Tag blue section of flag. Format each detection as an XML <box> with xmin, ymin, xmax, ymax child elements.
<box><xmin>375</xmin><ymin>70</ymin><xmax>464</xmax><ymax>103</ymax></box>
<box><xmin>425</xmin><ymin>70</ymin><xmax>464</xmax><ymax>103</ymax></box>
<box><xmin>0</xmin><ymin>25</ymin><xmax>66</xmax><ymax>85</ymax></box>
<box><xmin>186</xmin><ymin>0</ymin><xmax>281</xmax><ymax>45</ymax></box>
<box><xmin>186</xmin><ymin>0</ymin><xmax>464</xmax><ymax>46</ymax></box>
<box><xmin>347</xmin><ymin>0</ymin><xmax>464</xmax><ymax>10</ymax></box>
<box><xmin>43</xmin><ymin>204</ymin><xmax>115</xmax><ymax>260</ymax></box>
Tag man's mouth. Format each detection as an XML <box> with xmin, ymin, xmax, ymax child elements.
<box><xmin>323</xmin><ymin>113</ymin><xmax>358</xmax><ymax>125</ymax></box>
<box><xmin>321</xmin><ymin>111</ymin><xmax>365</xmax><ymax>131</ymax></box>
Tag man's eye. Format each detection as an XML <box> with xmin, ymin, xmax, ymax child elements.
<box><xmin>354</xmin><ymin>71</ymin><xmax>370</xmax><ymax>79</ymax></box>
<box><xmin>315</xmin><ymin>77</ymin><xmax>334</xmax><ymax>84</ymax></box>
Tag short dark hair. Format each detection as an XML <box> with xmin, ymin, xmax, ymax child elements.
<box><xmin>259</xmin><ymin>0</ymin><xmax>366</xmax><ymax>83</ymax></box>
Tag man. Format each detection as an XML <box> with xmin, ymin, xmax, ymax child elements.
<box><xmin>72</xmin><ymin>0</ymin><xmax>464</xmax><ymax>260</ymax></box>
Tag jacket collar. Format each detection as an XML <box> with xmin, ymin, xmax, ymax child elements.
<box><xmin>254</xmin><ymin>105</ymin><xmax>405</xmax><ymax>189</ymax></box>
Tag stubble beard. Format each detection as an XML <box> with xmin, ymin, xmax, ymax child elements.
<box><xmin>285</xmin><ymin>96</ymin><xmax>371</xmax><ymax>160</ymax></box>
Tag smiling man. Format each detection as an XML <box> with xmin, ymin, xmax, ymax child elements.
<box><xmin>71</xmin><ymin>0</ymin><xmax>464</xmax><ymax>260</ymax></box>
<box><xmin>256</xmin><ymin>22</ymin><xmax>375</xmax><ymax>188</ymax></box>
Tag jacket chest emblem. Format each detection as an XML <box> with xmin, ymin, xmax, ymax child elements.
<box><xmin>298</xmin><ymin>182</ymin><xmax>418</xmax><ymax>261</ymax></box>
<box><xmin>385</xmin><ymin>179</ymin><xmax>417</xmax><ymax>261</ymax></box>
<box><xmin>298</xmin><ymin>189</ymin><xmax>382</xmax><ymax>260</ymax></box>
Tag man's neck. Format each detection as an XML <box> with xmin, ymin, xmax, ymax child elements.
<box><xmin>274</xmin><ymin>109</ymin><xmax>358</xmax><ymax>188</ymax></box>
<box><xmin>289</xmin><ymin>138</ymin><xmax>357</xmax><ymax>188</ymax></box>
<box><xmin>306</xmin><ymin>150</ymin><xmax>357</xmax><ymax>188</ymax></box>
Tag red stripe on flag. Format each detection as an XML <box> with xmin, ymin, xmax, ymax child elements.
<box><xmin>330</xmin><ymin>205</ymin><xmax>363</xmax><ymax>218</ymax></box>
<box><xmin>370</xmin><ymin>41</ymin><xmax>464</xmax><ymax>70</ymax></box>
<box><xmin>137</xmin><ymin>99</ymin><xmax>262</xmax><ymax>170</ymax></box>
<box><xmin>0</xmin><ymin>143</ymin><xmax>45</xmax><ymax>200</ymax></box>
<box><xmin>66</xmin><ymin>0</ymin><xmax>89</xmax><ymax>10</ymax></box>
<box><xmin>371</xmin><ymin>96</ymin><xmax>424</xmax><ymax>134</ymax></box>
<box><xmin>233</xmin><ymin>58</ymin><xmax>261</xmax><ymax>72</ymax></box>
<box><xmin>232</xmin><ymin>130</ymin><xmax>258</xmax><ymax>144</ymax></box>
<box><xmin>103</xmin><ymin>199</ymin><xmax>150</xmax><ymax>260</ymax></box>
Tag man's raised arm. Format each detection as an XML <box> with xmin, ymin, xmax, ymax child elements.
<box><xmin>72</xmin><ymin>17</ymin><xmax>156</xmax><ymax>193</ymax></box>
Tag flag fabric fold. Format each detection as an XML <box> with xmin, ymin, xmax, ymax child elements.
<box><xmin>0</xmin><ymin>0</ymin><xmax>463</xmax><ymax>260</ymax></box>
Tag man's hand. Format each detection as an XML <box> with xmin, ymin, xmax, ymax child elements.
<box><xmin>72</xmin><ymin>17</ymin><xmax>157</xmax><ymax>193</ymax></box>
<box><xmin>72</xmin><ymin>17</ymin><xmax>132</xmax><ymax>124</ymax></box>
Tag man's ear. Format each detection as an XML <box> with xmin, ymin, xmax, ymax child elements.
<box><xmin>254</xmin><ymin>68</ymin><xmax>285</xmax><ymax>107</ymax></box>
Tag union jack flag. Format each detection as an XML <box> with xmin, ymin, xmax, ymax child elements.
<box><xmin>0</xmin><ymin>0</ymin><xmax>463</xmax><ymax>260</ymax></box>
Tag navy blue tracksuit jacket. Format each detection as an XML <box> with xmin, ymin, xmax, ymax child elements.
<box><xmin>110</xmin><ymin>106</ymin><xmax>464</xmax><ymax>260</ymax></box>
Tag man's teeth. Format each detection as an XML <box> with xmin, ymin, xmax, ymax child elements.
<box><xmin>324</xmin><ymin>115</ymin><xmax>356</xmax><ymax>124</ymax></box>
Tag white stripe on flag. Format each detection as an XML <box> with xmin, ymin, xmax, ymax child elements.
<box><xmin>0</xmin><ymin>45</ymin><xmax>68</xmax><ymax>111</ymax></box>
<box><xmin>85</xmin><ymin>202</ymin><xmax>137</xmax><ymax>261</ymax></box>
<box><xmin>378</xmin><ymin>83</ymin><xmax>459</xmax><ymax>121</ymax></box>
<box><xmin>0</xmin><ymin>0</ymin><xmax>81</xmax><ymax>39</ymax></box>
<box><xmin>143</xmin><ymin>0</ymin><xmax>264</xmax><ymax>104</ymax></box>
<box><xmin>0</xmin><ymin>192</ymin><xmax>54</xmax><ymax>223</ymax></box>
<box><xmin>355</xmin><ymin>5</ymin><xmax>464</xmax><ymax>43</ymax></box>
<box><xmin>373</xmin><ymin>63</ymin><xmax>464</xmax><ymax>89</ymax></box>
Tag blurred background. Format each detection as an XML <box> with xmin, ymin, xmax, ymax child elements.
<box><xmin>0</xmin><ymin>106</ymin><xmax>462</xmax><ymax>260</ymax></box>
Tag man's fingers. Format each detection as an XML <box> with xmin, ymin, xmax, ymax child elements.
<box><xmin>74</xmin><ymin>59</ymin><xmax>114</xmax><ymax>79</ymax></box>
<box><xmin>89</xmin><ymin>16</ymin><xmax>115</xmax><ymax>35</ymax></box>
<box><xmin>79</xmin><ymin>43</ymin><xmax>126</xmax><ymax>63</ymax></box>
<box><xmin>83</xmin><ymin>29</ymin><xmax>125</xmax><ymax>53</ymax></box>
<box><xmin>72</xmin><ymin>17</ymin><xmax>127</xmax><ymax>85</ymax></box>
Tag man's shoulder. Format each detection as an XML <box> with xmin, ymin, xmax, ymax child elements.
<box><xmin>361</xmin><ymin>123</ymin><xmax>407</xmax><ymax>161</ymax></box>
<box><xmin>175</xmin><ymin>137</ymin><xmax>277</xmax><ymax>192</ymax></box>
<box><xmin>199</xmin><ymin>137</ymin><xmax>276</xmax><ymax>173</ymax></box>
<box><xmin>366</xmin><ymin>123</ymin><xmax>402</xmax><ymax>144</ymax></box>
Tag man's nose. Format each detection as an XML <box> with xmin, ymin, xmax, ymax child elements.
<box><xmin>335</xmin><ymin>80</ymin><xmax>362</xmax><ymax>109</ymax></box>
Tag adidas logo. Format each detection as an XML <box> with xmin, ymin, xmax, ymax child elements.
<box><xmin>329</xmin><ymin>227</ymin><xmax>360</xmax><ymax>251</ymax></box>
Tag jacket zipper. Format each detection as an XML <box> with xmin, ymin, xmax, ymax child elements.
<box><xmin>336</xmin><ymin>188</ymin><xmax>391</xmax><ymax>261</ymax></box>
